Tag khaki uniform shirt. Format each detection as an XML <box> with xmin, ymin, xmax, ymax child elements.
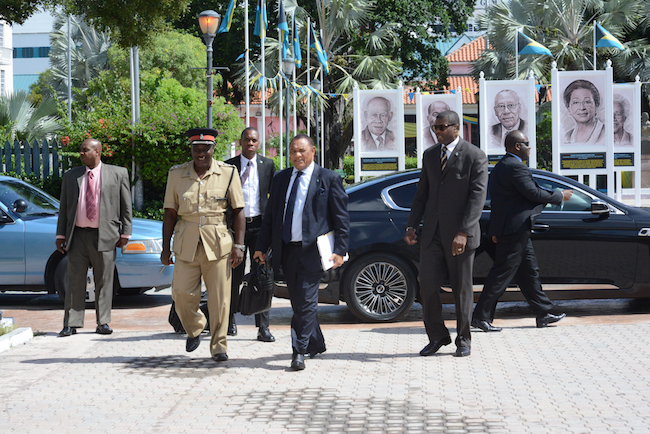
<box><xmin>164</xmin><ymin>159</ymin><xmax>245</xmax><ymax>262</ymax></box>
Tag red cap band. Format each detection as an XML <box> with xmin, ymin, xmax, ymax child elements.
<box><xmin>189</xmin><ymin>134</ymin><xmax>215</xmax><ymax>142</ymax></box>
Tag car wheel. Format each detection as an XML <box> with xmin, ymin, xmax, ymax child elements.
<box><xmin>54</xmin><ymin>257</ymin><xmax>118</xmax><ymax>301</ymax></box>
<box><xmin>343</xmin><ymin>253</ymin><xmax>416</xmax><ymax>322</ymax></box>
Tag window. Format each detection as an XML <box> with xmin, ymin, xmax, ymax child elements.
<box><xmin>1</xmin><ymin>70</ymin><xmax>4</xmax><ymax>96</ymax></box>
<box><xmin>38</xmin><ymin>47</ymin><xmax>50</xmax><ymax>57</ymax></box>
<box><xmin>0</xmin><ymin>24</ymin><xmax>4</xmax><ymax>47</ymax></box>
<box><xmin>386</xmin><ymin>181</ymin><xmax>418</xmax><ymax>210</ymax></box>
<box><xmin>535</xmin><ymin>177</ymin><xmax>593</xmax><ymax>212</ymax></box>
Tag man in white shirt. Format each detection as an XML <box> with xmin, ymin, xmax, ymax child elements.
<box><xmin>225</xmin><ymin>128</ymin><xmax>276</xmax><ymax>342</ymax></box>
<box><xmin>490</xmin><ymin>90</ymin><xmax>527</xmax><ymax>150</ymax></box>
<box><xmin>360</xmin><ymin>96</ymin><xmax>397</xmax><ymax>152</ymax></box>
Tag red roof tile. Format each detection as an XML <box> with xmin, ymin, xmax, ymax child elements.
<box><xmin>446</xmin><ymin>36</ymin><xmax>487</xmax><ymax>63</ymax></box>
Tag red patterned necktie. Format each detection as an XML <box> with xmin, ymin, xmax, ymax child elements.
<box><xmin>86</xmin><ymin>171</ymin><xmax>97</xmax><ymax>221</ymax></box>
<box><xmin>241</xmin><ymin>161</ymin><xmax>251</xmax><ymax>185</ymax></box>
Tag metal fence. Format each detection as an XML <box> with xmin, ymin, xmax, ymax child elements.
<box><xmin>1</xmin><ymin>138</ymin><xmax>73</xmax><ymax>178</ymax></box>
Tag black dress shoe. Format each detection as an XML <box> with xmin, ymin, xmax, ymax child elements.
<box><xmin>257</xmin><ymin>327</ymin><xmax>275</xmax><ymax>342</ymax></box>
<box><xmin>471</xmin><ymin>318</ymin><xmax>502</xmax><ymax>332</ymax></box>
<box><xmin>95</xmin><ymin>324</ymin><xmax>113</xmax><ymax>335</ymax></box>
<box><xmin>309</xmin><ymin>348</ymin><xmax>326</xmax><ymax>359</ymax></box>
<box><xmin>212</xmin><ymin>353</ymin><xmax>228</xmax><ymax>362</ymax></box>
<box><xmin>291</xmin><ymin>353</ymin><xmax>305</xmax><ymax>371</ymax></box>
<box><xmin>58</xmin><ymin>327</ymin><xmax>77</xmax><ymax>337</ymax></box>
<box><xmin>227</xmin><ymin>315</ymin><xmax>237</xmax><ymax>336</ymax></box>
<box><xmin>186</xmin><ymin>335</ymin><xmax>200</xmax><ymax>352</ymax></box>
<box><xmin>419</xmin><ymin>337</ymin><xmax>452</xmax><ymax>356</ymax></box>
<box><xmin>536</xmin><ymin>312</ymin><xmax>566</xmax><ymax>328</ymax></box>
<box><xmin>454</xmin><ymin>346</ymin><xmax>471</xmax><ymax>357</ymax></box>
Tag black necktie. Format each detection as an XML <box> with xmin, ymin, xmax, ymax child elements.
<box><xmin>283</xmin><ymin>171</ymin><xmax>303</xmax><ymax>243</ymax></box>
<box><xmin>441</xmin><ymin>145</ymin><xmax>448</xmax><ymax>171</ymax></box>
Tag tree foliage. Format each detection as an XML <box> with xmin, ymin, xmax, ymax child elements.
<box><xmin>0</xmin><ymin>90</ymin><xmax>60</xmax><ymax>144</ymax></box>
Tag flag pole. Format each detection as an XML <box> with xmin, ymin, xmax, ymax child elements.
<box><xmin>292</xmin><ymin>13</ymin><xmax>297</xmax><ymax>135</ymax></box>
<box><xmin>593</xmin><ymin>21</ymin><xmax>597</xmax><ymax>71</ymax></box>
<box><xmin>278</xmin><ymin>2</ymin><xmax>283</xmax><ymax>168</ymax></box>
<box><xmin>515</xmin><ymin>28</ymin><xmax>519</xmax><ymax>79</ymax></box>
<box><xmin>245</xmin><ymin>0</ymin><xmax>250</xmax><ymax>127</ymax></box>
<box><xmin>306</xmin><ymin>17</ymin><xmax>311</xmax><ymax>137</ymax></box>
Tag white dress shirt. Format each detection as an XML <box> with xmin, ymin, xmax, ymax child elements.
<box><xmin>240</xmin><ymin>154</ymin><xmax>260</xmax><ymax>218</ymax></box>
<box><xmin>284</xmin><ymin>161</ymin><xmax>315</xmax><ymax>242</ymax></box>
<box><xmin>442</xmin><ymin>136</ymin><xmax>460</xmax><ymax>160</ymax></box>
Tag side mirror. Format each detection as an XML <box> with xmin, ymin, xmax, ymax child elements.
<box><xmin>0</xmin><ymin>210</ymin><xmax>14</xmax><ymax>224</ymax></box>
<box><xmin>591</xmin><ymin>200</ymin><xmax>610</xmax><ymax>215</ymax></box>
<box><xmin>12</xmin><ymin>199</ymin><xmax>28</xmax><ymax>213</ymax></box>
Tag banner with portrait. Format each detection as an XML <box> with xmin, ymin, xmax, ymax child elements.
<box><xmin>551</xmin><ymin>64</ymin><xmax>614</xmax><ymax>195</ymax></box>
<box><xmin>612</xmin><ymin>81</ymin><xmax>641</xmax><ymax>205</ymax></box>
<box><xmin>353</xmin><ymin>86</ymin><xmax>406</xmax><ymax>182</ymax></box>
<box><xmin>479</xmin><ymin>74</ymin><xmax>536</xmax><ymax>168</ymax></box>
<box><xmin>415</xmin><ymin>91</ymin><xmax>463</xmax><ymax>168</ymax></box>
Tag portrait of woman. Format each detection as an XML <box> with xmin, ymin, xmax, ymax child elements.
<box><xmin>613</xmin><ymin>93</ymin><xmax>633</xmax><ymax>147</ymax></box>
<box><xmin>563</xmin><ymin>79</ymin><xmax>605</xmax><ymax>145</ymax></box>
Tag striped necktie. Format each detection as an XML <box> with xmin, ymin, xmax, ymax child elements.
<box><xmin>86</xmin><ymin>171</ymin><xmax>97</xmax><ymax>221</ymax></box>
<box><xmin>241</xmin><ymin>161</ymin><xmax>251</xmax><ymax>185</ymax></box>
<box><xmin>441</xmin><ymin>145</ymin><xmax>448</xmax><ymax>171</ymax></box>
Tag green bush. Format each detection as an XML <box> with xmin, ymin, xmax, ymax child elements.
<box><xmin>132</xmin><ymin>200</ymin><xmax>165</xmax><ymax>221</ymax></box>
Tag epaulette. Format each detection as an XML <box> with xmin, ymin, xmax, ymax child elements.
<box><xmin>169</xmin><ymin>162</ymin><xmax>191</xmax><ymax>171</ymax></box>
<box><xmin>219</xmin><ymin>161</ymin><xmax>236</xmax><ymax>168</ymax></box>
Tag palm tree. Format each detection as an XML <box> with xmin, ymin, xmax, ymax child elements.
<box><xmin>0</xmin><ymin>90</ymin><xmax>60</xmax><ymax>144</ymax></box>
<box><xmin>473</xmin><ymin>0</ymin><xmax>650</xmax><ymax>83</ymax></box>
<box><xmin>239</xmin><ymin>0</ymin><xmax>402</xmax><ymax>168</ymax></box>
<box><xmin>46</xmin><ymin>11</ymin><xmax>112</xmax><ymax>102</ymax></box>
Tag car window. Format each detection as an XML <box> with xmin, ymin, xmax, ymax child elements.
<box><xmin>534</xmin><ymin>177</ymin><xmax>592</xmax><ymax>211</ymax></box>
<box><xmin>387</xmin><ymin>182</ymin><xmax>417</xmax><ymax>209</ymax></box>
<box><xmin>0</xmin><ymin>180</ymin><xmax>59</xmax><ymax>216</ymax></box>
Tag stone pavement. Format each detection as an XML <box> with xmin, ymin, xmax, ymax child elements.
<box><xmin>2</xmin><ymin>319</ymin><xmax>650</xmax><ymax>433</ymax></box>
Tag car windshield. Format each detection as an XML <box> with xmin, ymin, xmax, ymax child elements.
<box><xmin>0</xmin><ymin>180</ymin><xmax>59</xmax><ymax>217</ymax></box>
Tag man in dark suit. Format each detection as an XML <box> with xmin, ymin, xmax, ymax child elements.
<box><xmin>360</xmin><ymin>96</ymin><xmax>397</xmax><ymax>151</ymax></box>
<box><xmin>254</xmin><ymin>134</ymin><xmax>350</xmax><ymax>371</ymax></box>
<box><xmin>472</xmin><ymin>131</ymin><xmax>571</xmax><ymax>331</ymax></box>
<box><xmin>225</xmin><ymin>127</ymin><xmax>276</xmax><ymax>342</ymax></box>
<box><xmin>490</xmin><ymin>90</ymin><xmax>527</xmax><ymax>150</ymax></box>
<box><xmin>56</xmin><ymin>138</ymin><xmax>132</xmax><ymax>337</ymax></box>
<box><xmin>404</xmin><ymin>110</ymin><xmax>488</xmax><ymax>358</ymax></box>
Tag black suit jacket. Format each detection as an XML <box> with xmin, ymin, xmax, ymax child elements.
<box><xmin>488</xmin><ymin>153</ymin><xmax>563</xmax><ymax>237</ymax></box>
<box><xmin>407</xmin><ymin>139</ymin><xmax>488</xmax><ymax>250</ymax></box>
<box><xmin>256</xmin><ymin>164</ymin><xmax>350</xmax><ymax>274</ymax></box>
<box><xmin>225</xmin><ymin>153</ymin><xmax>275</xmax><ymax>215</ymax></box>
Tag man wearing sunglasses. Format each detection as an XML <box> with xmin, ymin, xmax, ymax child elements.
<box><xmin>405</xmin><ymin>110</ymin><xmax>488</xmax><ymax>358</ymax></box>
<box><xmin>472</xmin><ymin>130</ymin><xmax>572</xmax><ymax>332</ymax></box>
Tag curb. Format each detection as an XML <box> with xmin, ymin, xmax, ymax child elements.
<box><xmin>0</xmin><ymin>327</ymin><xmax>34</xmax><ymax>354</ymax></box>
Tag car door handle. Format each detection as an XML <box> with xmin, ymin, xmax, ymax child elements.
<box><xmin>532</xmin><ymin>224</ymin><xmax>550</xmax><ymax>233</ymax></box>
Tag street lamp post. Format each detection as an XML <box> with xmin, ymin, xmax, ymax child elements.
<box><xmin>198</xmin><ymin>10</ymin><xmax>221</xmax><ymax>129</ymax></box>
<box><xmin>310</xmin><ymin>78</ymin><xmax>321</xmax><ymax>161</ymax></box>
<box><xmin>281</xmin><ymin>57</ymin><xmax>295</xmax><ymax>168</ymax></box>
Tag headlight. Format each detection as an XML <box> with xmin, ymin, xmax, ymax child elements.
<box><xmin>122</xmin><ymin>239</ymin><xmax>163</xmax><ymax>254</ymax></box>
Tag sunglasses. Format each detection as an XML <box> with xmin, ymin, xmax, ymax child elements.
<box><xmin>433</xmin><ymin>123</ymin><xmax>458</xmax><ymax>131</ymax></box>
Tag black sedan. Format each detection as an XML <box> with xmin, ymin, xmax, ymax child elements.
<box><xmin>274</xmin><ymin>168</ymin><xmax>650</xmax><ymax>323</ymax></box>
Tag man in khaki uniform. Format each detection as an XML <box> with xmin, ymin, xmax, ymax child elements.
<box><xmin>161</xmin><ymin>128</ymin><xmax>245</xmax><ymax>362</ymax></box>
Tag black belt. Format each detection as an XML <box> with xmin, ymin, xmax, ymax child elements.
<box><xmin>245</xmin><ymin>216</ymin><xmax>262</xmax><ymax>223</ymax></box>
<box><xmin>75</xmin><ymin>226</ymin><xmax>98</xmax><ymax>231</ymax></box>
<box><xmin>287</xmin><ymin>241</ymin><xmax>302</xmax><ymax>246</ymax></box>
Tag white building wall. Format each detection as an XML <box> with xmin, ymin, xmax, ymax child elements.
<box><xmin>0</xmin><ymin>20</ymin><xmax>14</xmax><ymax>96</ymax></box>
<box><xmin>12</xmin><ymin>11</ymin><xmax>54</xmax><ymax>92</ymax></box>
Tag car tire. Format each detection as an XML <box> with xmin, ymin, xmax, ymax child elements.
<box><xmin>54</xmin><ymin>257</ymin><xmax>119</xmax><ymax>301</ymax></box>
<box><xmin>343</xmin><ymin>253</ymin><xmax>416</xmax><ymax>322</ymax></box>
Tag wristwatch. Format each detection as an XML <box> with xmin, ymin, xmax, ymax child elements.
<box><xmin>234</xmin><ymin>244</ymin><xmax>245</xmax><ymax>252</ymax></box>
<box><xmin>405</xmin><ymin>227</ymin><xmax>415</xmax><ymax>232</ymax></box>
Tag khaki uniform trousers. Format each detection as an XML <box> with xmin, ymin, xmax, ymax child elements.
<box><xmin>172</xmin><ymin>242</ymin><xmax>231</xmax><ymax>355</ymax></box>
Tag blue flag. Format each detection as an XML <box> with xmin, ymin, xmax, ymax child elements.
<box><xmin>517</xmin><ymin>31</ymin><xmax>552</xmax><ymax>56</ymax></box>
<box><xmin>595</xmin><ymin>23</ymin><xmax>624</xmax><ymax>50</ymax></box>
<box><xmin>217</xmin><ymin>0</ymin><xmax>236</xmax><ymax>34</ymax></box>
<box><xmin>277</xmin><ymin>1</ymin><xmax>289</xmax><ymax>59</ymax></box>
<box><xmin>293</xmin><ymin>15</ymin><xmax>302</xmax><ymax>68</ymax></box>
<box><xmin>309</xmin><ymin>23</ymin><xmax>329</xmax><ymax>75</ymax></box>
<box><xmin>254</xmin><ymin>0</ymin><xmax>267</xmax><ymax>42</ymax></box>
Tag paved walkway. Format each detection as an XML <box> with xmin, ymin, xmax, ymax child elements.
<box><xmin>2</xmin><ymin>318</ymin><xmax>650</xmax><ymax>433</ymax></box>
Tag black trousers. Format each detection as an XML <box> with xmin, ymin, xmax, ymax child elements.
<box><xmin>419</xmin><ymin>228</ymin><xmax>474</xmax><ymax>348</ymax></box>
<box><xmin>230</xmin><ymin>216</ymin><xmax>270</xmax><ymax>328</ymax></box>
<box><xmin>473</xmin><ymin>230</ymin><xmax>554</xmax><ymax>322</ymax></box>
<box><xmin>282</xmin><ymin>242</ymin><xmax>326</xmax><ymax>355</ymax></box>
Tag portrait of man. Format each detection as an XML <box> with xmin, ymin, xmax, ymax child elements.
<box><xmin>361</xmin><ymin>96</ymin><xmax>397</xmax><ymax>152</ymax></box>
<box><xmin>490</xmin><ymin>89</ymin><xmax>527</xmax><ymax>150</ymax></box>
<box><xmin>422</xmin><ymin>100</ymin><xmax>451</xmax><ymax>150</ymax></box>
